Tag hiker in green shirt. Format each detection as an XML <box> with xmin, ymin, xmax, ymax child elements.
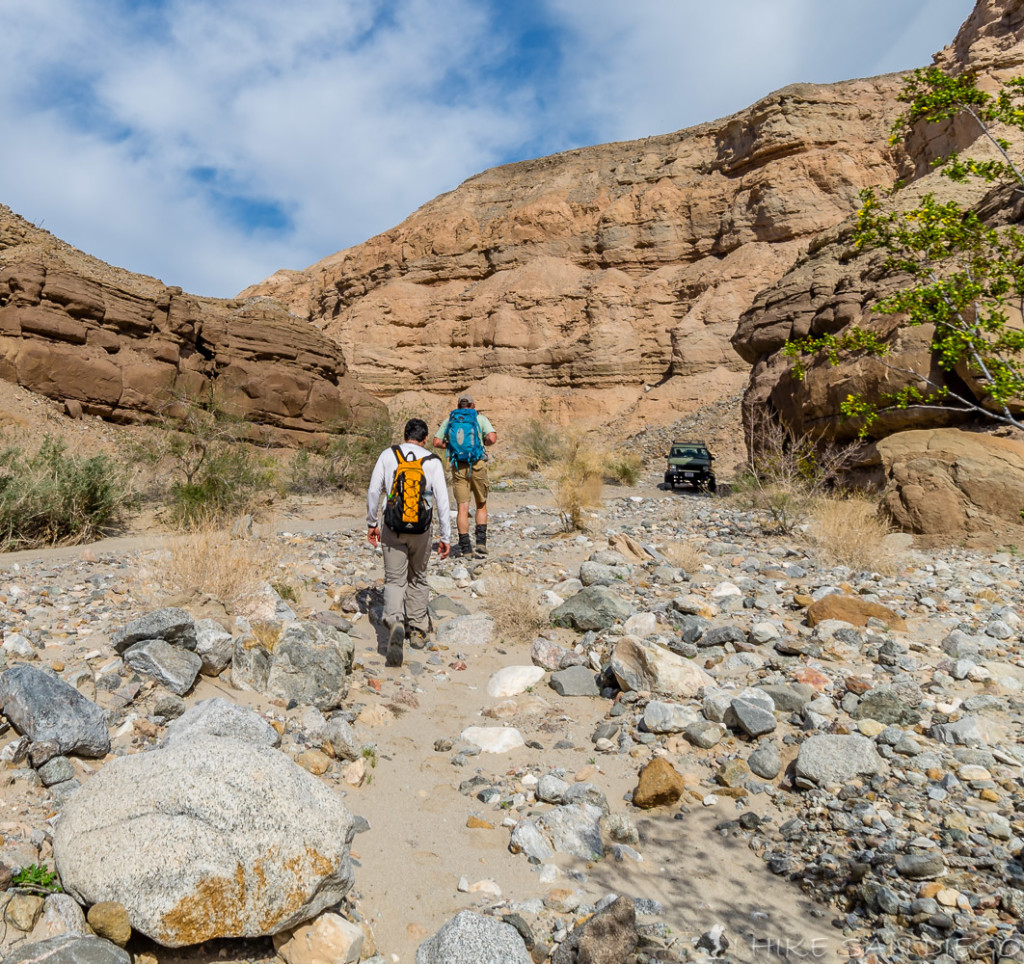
<box><xmin>433</xmin><ymin>394</ymin><xmax>497</xmax><ymax>557</ymax></box>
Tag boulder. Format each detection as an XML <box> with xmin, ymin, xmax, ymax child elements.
<box><xmin>486</xmin><ymin>666</ymin><xmax>545</xmax><ymax>699</ymax></box>
<box><xmin>161</xmin><ymin>698</ymin><xmax>281</xmax><ymax>748</ymax></box>
<box><xmin>551</xmin><ymin>895</ymin><xmax>637</xmax><ymax>964</ymax></box>
<box><xmin>194</xmin><ymin>619</ymin><xmax>234</xmax><ymax>676</ymax></box>
<box><xmin>416</xmin><ymin>911</ymin><xmax>531</xmax><ymax>964</ymax></box>
<box><xmin>53</xmin><ymin>737</ymin><xmax>355</xmax><ymax>946</ymax></box>
<box><xmin>231</xmin><ymin>621</ymin><xmax>354</xmax><ymax>711</ymax></box>
<box><xmin>460</xmin><ymin>727</ymin><xmax>525</xmax><ymax>754</ymax></box>
<box><xmin>123</xmin><ymin>640</ymin><xmax>202</xmax><ymax>696</ymax></box>
<box><xmin>435</xmin><ymin>613</ymin><xmax>495</xmax><ymax>648</ymax></box>
<box><xmin>0</xmin><ymin>665</ymin><xmax>109</xmax><ymax>758</ymax></box>
<box><xmin>878</xmin><ymin>429</ymin><xmax>1024</xmax><ymax>544</ymax></box>
<box><xmin>610</xmin><ymin>636</ymin><xmax>713</xmax><ymax>697</ymax></box>
<box><xmin>274</xmin><ymin>913</ymin><xmax>364</xmax><ymax>964</ymax></box>
<box><xmin>548</xmin><ymin>665</ymin><xmax>600</xmax><ymax>697</ymax></box>
<box><xmin>551</xmin><ymin>587</ymin><xmax>631</xmax><ymax>631</ymax></box>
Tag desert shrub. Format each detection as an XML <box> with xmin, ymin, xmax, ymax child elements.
<box><xmin>733</xmin><ymin>410</ymin><xmax>855</xmax><ymax>534</ymax></box>
<box><xmin>168</xmin><ymin>444</ymin><xmax>276</xmax><ymax>526</ymax></box>
<box><xmin>0</xmin><ymin>436</ymin><xmax>135</xmax><ymax>549</ymax></box>
<box><xmin>809</xmin><ymin>494</ymin><xmax>898</xmax><ymax>575</ymax></box>
<box><xmin>137</xmin><ymin>519</ymin><xmax>277</xmax><ymax>609</ymax></box>
<box><xmin>485</xmin><ymin>572</ymin><xmax>549</xmax><ymax>644</ymax></box>
<box><xmin>659</xmin><ymin>541</ymin><xmax>705</xmax><ymax>574</ymax></box>
<box><xmin>516</xmin><ymin>419</ymin><xmax>564</xmax><ymax>470</ymax></box>
<box><xmin>547</xmin><ymin>433</ymin><xmax>605</xmax><ymax>532</ymax></box>
<box><xmin>288</xmin><ymin>409</ymin><xmax>402</xmax><ymax>495</ymax></box>
<box><xmin>605</xmin><ymin>453</ymin><xmax>643</xmax><ymax>486</ymax></box>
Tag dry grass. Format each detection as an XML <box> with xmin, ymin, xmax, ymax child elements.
<box><xmin>659</xmin><ymin>541</ymin><xmax>705</xmax><ymax>573</ymax></box>
<box><xmin>546</xmin><ymin>433</ymin><xmax>605</xmax><ymax>531</ymax></box>
<box><xmin>808</xmin><ymin>494</ymin><xmax>899</xmax><ymax>575</ymax></box>
<box><xmin>485</xmin><ymin>572</ymin><xmax>549</xmax><ymax>644</ymax></box>
<box><xmin>136</xmin><ymin>519</ymin><xmax>278</xmax><ymax>610</ymax></box>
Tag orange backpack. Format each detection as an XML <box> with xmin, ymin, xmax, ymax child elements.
<box><xmin>383</xmin><ymin>446</ymin><xmax>438</xmax><ymax>534</ymax></box>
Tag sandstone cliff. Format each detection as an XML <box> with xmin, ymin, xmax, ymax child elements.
<box><xmin>732</xmin><ymin>0</ymin><xmax>1024</xmax><ymax>449</ymax></box>
<box><xmin>0</xmin><ymin>207</ymin><xmax>382</xmax><ymax>439</ymax></box>
<box><xmin>242</xmin><ymin>76</ymin><xmax>911</xmax><ymax>426</ymax></box>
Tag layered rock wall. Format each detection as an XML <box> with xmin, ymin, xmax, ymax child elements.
<box><xmin>244</xmin><ymin>79</ymin><xmax>908</xmax><ymax>422</ymax></box>
<box><xmin>0</xmin><ymin>208</ymin><xmax>381</xmax><ymax>438</ymax></box>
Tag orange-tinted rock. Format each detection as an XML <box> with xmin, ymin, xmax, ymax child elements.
<box><xmin>632</xmin><ymin>757</ymin><xmax>686</xmax><ymax>809</ymax></box>
<box><xmin>0</xmin><ymin>207</ymin><xmax>383</xmax><ymax>439</ymax></box>
<box><xmin>806</xmin><ymin>595</ymin><xmax>906</xmax><ymax>631</ymax></box>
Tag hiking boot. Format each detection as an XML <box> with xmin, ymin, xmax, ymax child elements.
<box><xmin>473</xmin><ymin>542</ymin><xmax>488</xmax><ymax>556</ymax></box>
<box><xmin>385</xmin><ymin>623</ymin><xmax>405</xmax><ymax>667</ymax></box>
<box><xmin>408</xmin><ymin>628</ymin><xmax>428</xmax><ymax>650</ymax></box>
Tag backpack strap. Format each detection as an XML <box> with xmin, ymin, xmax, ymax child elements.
<box><xmin>392</xmin><ymin>445</ymin><xmax>407</xmax><ymax>464</ymax></box>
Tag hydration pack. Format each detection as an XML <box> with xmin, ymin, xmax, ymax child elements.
<box><xmin>445</xmin><ymin>408</ymin><xmax>485</xmax><ymax>464</ymax></box>
<box><xmin>383</xmin><ymin>446</ymin><xmax>438</xmax><ymax>534</ymax></box>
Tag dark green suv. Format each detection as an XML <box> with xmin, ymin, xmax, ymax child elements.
<box><xmin>664</xmin><ymin>441</ymin><xmax>716</xmax><ymax>492</ymax></box>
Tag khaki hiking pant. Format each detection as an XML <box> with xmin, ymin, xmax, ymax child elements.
<box><xmin>381</xmin><ymin>524</ymin><xmax>432</xmax><ymax>633</ymax></box>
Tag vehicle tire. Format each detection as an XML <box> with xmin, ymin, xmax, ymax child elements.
<box><xmin>708</xmin><ymin>478</ymin><xmax>717</xmax><ymax>494</ymax></box>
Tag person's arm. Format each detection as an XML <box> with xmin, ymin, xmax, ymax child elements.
<box><xmin>432</xmin><ymin>418</ymin><xmax>448</xmax><ymax>448</ymax></box>
<box><xmin>427</xmin><ymin>457</ymin><xmax>452</xmax><ymax>547</ymax></box>
<box><xmin>366</xmin><ymin>450</ymin><xmax>389</xmax><ymax>546</ymax></box>
<box><xmin>479</xmin><ymin>414</ymin><xmax>496</xmax><ymax>446</ymax></box>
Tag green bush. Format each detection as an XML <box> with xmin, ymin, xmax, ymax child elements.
<box><xmin>0</xmin><ymin>436</ymin><xmax>134</xmax><ymax>550</ymax></box>
<box><xmin>288</xmin><ymin>410</ymin><xmax>400</xmax><ymax>495</ymax></box>
<box><xmin>516</xmin><ymin>419</ymin><xmax>564</xmax><ymax>470</ymax></box>
<box><xmin>168</xmin><ymin>443</ymin><xmax>276</xmax><ymax>526</ymax></box>
<box><xmin>605</xmin><ymin>453</ymin><xmax>643</xmax><ymax>485</ymax></box>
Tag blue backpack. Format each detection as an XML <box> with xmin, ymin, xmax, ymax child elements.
<box><xmin>445</xmin><ymin>408</ymin><xmax>485</xmax><ymax>464</ymax></box>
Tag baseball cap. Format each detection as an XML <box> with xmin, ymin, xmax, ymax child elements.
<box><xmin>457</xmin><ymin>394</ymin><xmax>474</xmax><ymax>405</ymax></box>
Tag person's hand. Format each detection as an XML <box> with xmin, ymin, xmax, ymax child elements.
<box><xmin>438</xmin><ymin>541</ymin><xmax>450</xmax><ymax>560</ymax></box>
<box><xmin>367</xmin><ymin>526</ymin><xmax>380</xmax><ymax>547</ymax></box>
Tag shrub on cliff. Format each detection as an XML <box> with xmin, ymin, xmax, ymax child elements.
<box><xmin>0</xmin><ymin>436</ymin><xmax>135</xmax><ymax>549</ymax></box>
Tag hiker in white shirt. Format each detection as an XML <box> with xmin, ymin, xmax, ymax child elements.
<box><xmin>366</xmin><ymin>418</ymin><xmax>451</xmax><ymax>666</ymax></box>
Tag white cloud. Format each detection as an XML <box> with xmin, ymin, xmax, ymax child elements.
<box><xmin>0</xmin><ymin>0</ymin><xmax>976</xmax><ymax>297</ymax></box>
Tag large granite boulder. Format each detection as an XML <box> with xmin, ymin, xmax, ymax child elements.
<box><xmin>416</xmin><ymin>911</ymin><xmax>530</xmax><ymax>964</ymax></box>
<box><xmin>551</xmin><ymin>587</ymin><xmax>631</xmax><ymax>631</ymax></box>
<box><xmin>53</xmin><ymin>737</ymin><xmax>355</xmax><ymax>946</ymax></box>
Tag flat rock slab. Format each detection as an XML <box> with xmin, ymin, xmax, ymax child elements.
<box><xmin>2</xmin><ymin>935</ymin><xmax>130</xmax><ymax>964</ymax></box>
<box><xmin>53</xmin><ymin>736</ymin><xmax>355</xmax><ymax>947</ymax></box>
<box><xmin>794</xmin><ymin>734</ymin><xmax>887</xmax><ymax>788</ymax></box>
<box><xmin>0</xmin><ymin>664</ymin><xmax>109</xmax><ymax>758</ymax></box>
<box><xmin>548</xmin><ymin>665</ymin><xmax>599</xmax><ymax>697</ymax></box>
<box><xmin>435</xmin><ymin>613</ymin><xmax>494</xmax><ymax>648</ymax></box>
<box><xmin>111</xmin><ymin>608</ymin><xmax>197</xmax><ymax>654</ymax></box>
<box><xmin>460</xmin><ymin>727</ymin><xmax>525</xmax><ymax>753</ymax></box>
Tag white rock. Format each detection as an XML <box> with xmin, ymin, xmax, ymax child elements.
<box><xmin>1</xmin><ymin>634</ymin><xmax>35</xmax><ymax>660</ymax></box>
<box><xmin>710</xmin><ymin>582</ymin><xmax>742</xmax><ymax>600</ymax></box>
<box><xmin>610</xmin><ymin>636</ymin><xmax>714</xmax><ymax>697</ymax></box>
<box><xmin>623</xmin><ymin>613</ymin><xmax>658</xmax><ymax>637</ymax></box>
<box><xmin>486</xmin><ymin>666</ymin><xmax>545</xmax><ymax>699</ymax></box>
<box><xmin>461</xmin><ymin>726</ymin><xmax>526</xmax><ymax>753</ymax></box>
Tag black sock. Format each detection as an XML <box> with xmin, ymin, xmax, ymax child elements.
<box><xmin>475</xmin><ymin>524</ymin><xmax>487</xmax><ymax>546</ymax></box>
<box><xmin>458</xmin><ymin>533</ymin><xmax>472</xmax><ymax>551</ymax></box>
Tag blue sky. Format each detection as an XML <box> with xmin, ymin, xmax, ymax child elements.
<box><xmin>1</xmin><ymin>0</ymin><xmax>974</xmax><ymax>297</ymax></box>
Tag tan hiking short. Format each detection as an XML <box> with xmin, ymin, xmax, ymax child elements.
<box><xmin>452</xmin><ymin>460</ymin><xmax>488</xmax><ymax>506</ymax></box>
